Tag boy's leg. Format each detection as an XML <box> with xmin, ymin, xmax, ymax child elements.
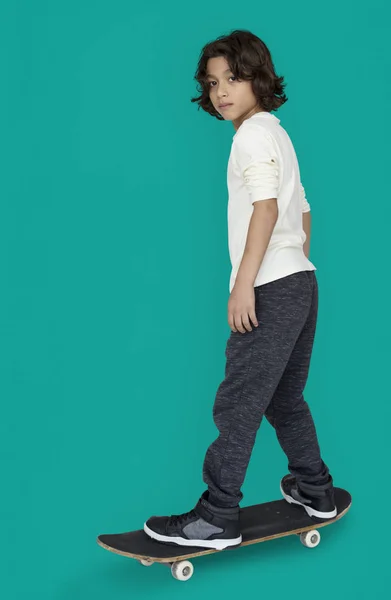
<box><xmin>264</xmin><ymin>270</ymin><xmax>331</xmax><ymax>487</ymax></box>
<box><xmin>202</xmin><ymin>271</ymin><xmax>314</xmax><ymax>508</ymax></box>
<box><xmin>143</xmin><ymin>270</ymin><xmax>334</xmax><ymax>548</ymax></box>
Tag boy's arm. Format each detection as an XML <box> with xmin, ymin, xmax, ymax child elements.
<box><xmin>301</xmin><ymin>182</ymin><xmax>311</xmax><ymax>258</ymax></box>
<box><xmin>235</xmin><ymin>199</ymin><xmax>278</xmax><ymax>287</ymax></box>
<box><xmin>303</xmin><ymin>211</ymin><xmax>311</xmax><ymax>258</ymax></box>
<box><xmin>231</xmin><ymin>126</ymin><xmax>279</xmax><ymax>287</ymax></box>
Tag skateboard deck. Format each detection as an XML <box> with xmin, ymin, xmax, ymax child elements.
<box><xmin>97</xmin><ymin>487</ymin><xmax>351</xmax><ymax>581</ymax></box>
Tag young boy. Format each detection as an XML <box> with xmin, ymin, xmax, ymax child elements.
<box><xmin>143</xmin><ymin>30</ymin><xmax>337</xmax><ymax>550</ymax></box>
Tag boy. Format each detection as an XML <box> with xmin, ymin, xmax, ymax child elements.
<box><xmin>143</xmin><ymin>30</ymin><xmax>337</xmax><ymax>550</ymax></box>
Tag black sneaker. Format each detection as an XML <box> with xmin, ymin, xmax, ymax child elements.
<box><xmin>144</xmin><ymin>491</ymin><xmax>242</xmax><ymax>550</ymax></box>
<box><xmin>280</xmin><ymin>474</ymin><xmax>337</xmax><ymax>520</ymax></box>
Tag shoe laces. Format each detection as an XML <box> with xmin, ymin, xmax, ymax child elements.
<box><xmin>168</xmin><ymin>509</ymin><xmax>197</xmax><ymax>527</ymax></box>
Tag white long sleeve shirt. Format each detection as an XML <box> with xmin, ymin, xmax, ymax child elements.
<box><xmin>227</xmin><ymin>110</ymin><xmax>316</xmax><ymax>292</ymax></box>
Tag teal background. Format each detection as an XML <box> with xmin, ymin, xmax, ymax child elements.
<box><xmin>1</xmin><ymin>1</ymin><xmax>389</xmax><ymax>598</ymax></box>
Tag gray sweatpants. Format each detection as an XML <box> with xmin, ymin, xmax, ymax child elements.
<box><xmin>202</xmin><ymin>270</ymin><xmax>331</xmax><ymax>508</ymax></box>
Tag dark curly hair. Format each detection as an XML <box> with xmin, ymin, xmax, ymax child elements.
<box><xmin>190</xmin><ymin>29</ymin><xmax>288</xmax><ymax>120</ymax></box>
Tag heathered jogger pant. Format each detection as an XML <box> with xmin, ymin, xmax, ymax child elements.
<box><xmin>202</xmin><ymin>270</ymin><xmax>331</xmax><ymax>508</ymax></box>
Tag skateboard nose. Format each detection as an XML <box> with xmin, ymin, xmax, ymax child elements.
<box><xmin>97</xmin><ymin>532</ymin><xmax>135</xmax><ymax>553</ymax></box>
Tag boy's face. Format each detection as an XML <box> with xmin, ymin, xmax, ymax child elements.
<box><xmin>206</xmin><ymin>56</ymin><xmax>262</xmax><ymax>129</ymax></box>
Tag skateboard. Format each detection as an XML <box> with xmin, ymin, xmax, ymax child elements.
<box><xmin>97</xmin><ymin>487</ymin><xmax>351</xmax><ymax>581</ymax></box>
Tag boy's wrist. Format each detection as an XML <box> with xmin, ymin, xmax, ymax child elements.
<box><xmin>234</xmin><ymin>273</ymin><xmax>255</xmax><ymax>288</ymax></box>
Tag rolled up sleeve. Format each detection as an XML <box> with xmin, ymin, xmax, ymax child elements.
<box><xmin>234</xmin><ymin>125</ymin><xmax>279</xmax><ymax>204</ymax></box>
<box><xmin>300</xmin><ymin>182</ymin><xmax>311</xmax><ymax>212</ymax></box>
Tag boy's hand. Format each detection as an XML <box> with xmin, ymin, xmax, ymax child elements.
<box><xmin>228</xmin><ymin>281</ymin><xmax>259</xmax><ymax>333</ymax></box>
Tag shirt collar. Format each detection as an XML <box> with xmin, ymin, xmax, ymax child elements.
<box><xmin>233</xmin><ymin>111</ymin><xmax>280</xmax><ymax>138</ymax></box>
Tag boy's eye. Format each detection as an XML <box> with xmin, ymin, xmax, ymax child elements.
<box><xmin>208</xmin><ymin>76</ymin><xmax>237</xmax><ymax>87</ymax></box>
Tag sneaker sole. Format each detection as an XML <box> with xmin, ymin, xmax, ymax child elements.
<box><xmin>280</xmin><ymin>482</ymin><xmax>337</xmax><ymax>520</ymax></box>
<box><xmin>143</xmin><ymin>523</ymin><xmax>242</xmax><ymax>551</ymax></box>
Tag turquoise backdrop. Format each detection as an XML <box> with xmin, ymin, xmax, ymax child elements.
<box><xmin>1</xmin><ymin>1</ymin><xmax>389</xmax><ymax>598</ymax></box>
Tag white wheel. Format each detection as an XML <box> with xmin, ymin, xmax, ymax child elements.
<box><xmin>139</xmin><ymin>559</ymin><xmax>154</xmax><ymax>566</ymax></box>
<box><xmin>171</xmin><ymin>560</ymin><xmax>194</xmax><ymax>581</ymax></box>
<box><xmin>300</xmin><ymin>529</ymin><xmax>321</xmax><ymax>548</ymax></box>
